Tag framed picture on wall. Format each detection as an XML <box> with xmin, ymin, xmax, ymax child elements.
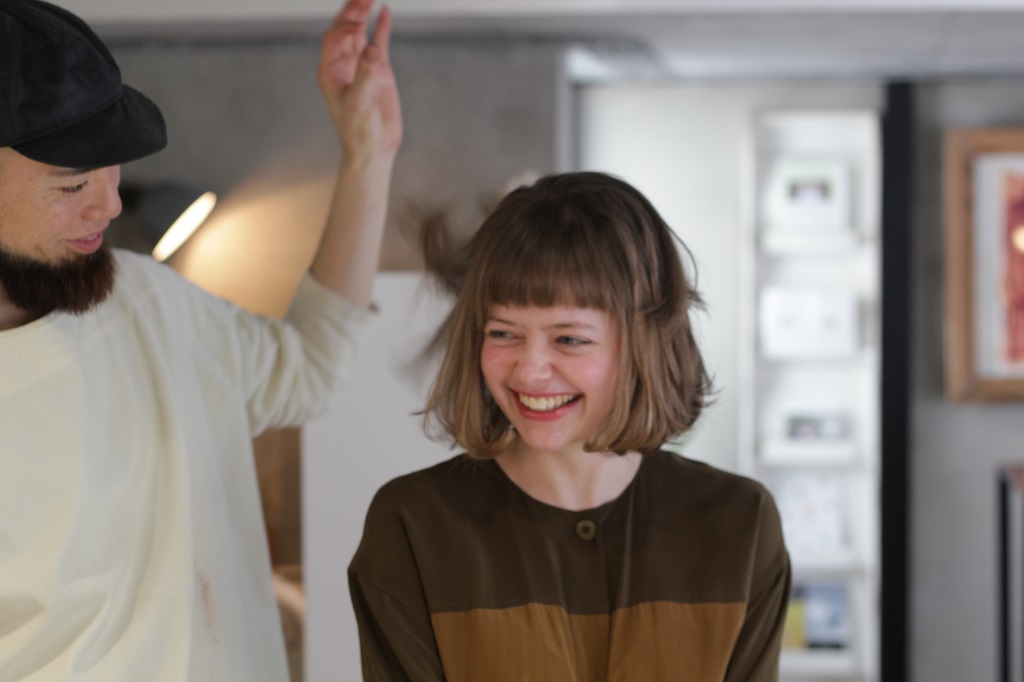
<box><xmin>759</xmin><ymin>409</ymin><xmax>857</xmax><ymax>466</ymax></box>
<box><xmin>945</xmin><ymin>128</ymin><xmax>1024</xmax><ymax>401</ymax></box>
<box><xmin>784</xmin><ymin>582</ymin><xmax>853</xmax><ymax>651</ymax></box>
<box><xmin>785</xmin><ymin>411</ymin><xmax>849</xmax><ymax>442</ymax></box>
<box><xmin>771</xmin><ymin>470</ymin><xmax>848</xmax><ymax>557</ymax></box>
<box><xmin>758</xmin><ymin>286</ymin><xmax>860</xmax><ymax>359</ymax></box>
<box><xmin>760</xmin><ymin>157</ymin><xmax>854</xmax><ymax>251</ymax></box>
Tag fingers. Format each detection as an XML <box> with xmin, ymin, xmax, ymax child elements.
<box><xmin>318</xmin><ymin>26</ymin><xmax>362</xmax><ymax>91</ymax></box>
<box><xmin>320</xmin><ymin>2</ymin><xmax>393</xmax><ymax>92</ymax></box>
<box><xmin>368</xmin><ymin>5</ymin><xmax>392</xmax><ymax>61</ymax></box>
<box><xmin>331</xmin><ymin>0</ymin><xmax>373</xmax><ymax>29</ymax></box>
<box><xmin>319</xmin><ymin>3</ymin><xmax>373</xmax><ymax>90</ymax></box>
<box><xmin>320</xmin><ymin>0</ymin><xmax>388</xmax><ymax>65</ymax></box>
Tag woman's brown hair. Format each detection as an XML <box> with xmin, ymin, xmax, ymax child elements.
<box><xmin>422</xmin><ymin>171</ymin><xmax>713</xmax><ymax>458</ymax></box>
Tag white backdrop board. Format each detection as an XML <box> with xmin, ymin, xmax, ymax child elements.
<box><xmin>303</xmin><ymin>272</ymin><xmax>455</xmax><ymax>682</ymax></box>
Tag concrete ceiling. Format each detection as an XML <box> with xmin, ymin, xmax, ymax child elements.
<box><xmin>393</xmin><ymin>11</ymin><xmax>1024</xmax><ymax>79</ymax></box>
<box><xmin>88</xmin><ymin>0</ymin><xmax>1024</xmax><ymax>80</ymax></box>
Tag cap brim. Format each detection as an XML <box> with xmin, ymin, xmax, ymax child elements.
<box><xmin>12</xmin><ymin>85</ymin><xmax>167</xmax><ymax>169</ymax></box>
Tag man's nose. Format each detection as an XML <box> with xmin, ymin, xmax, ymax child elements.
<box><xmin>83</xmin><ymin>165</ymin><xmax>123</xmax><ymax>221</ymax></box>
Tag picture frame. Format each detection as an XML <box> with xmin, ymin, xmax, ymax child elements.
<box><xmin>759</xmin><ymin>409</ymin><xmax>857</xmax><ymax>466</ymax></box>
<box><xmin>772</xmin><ymin>470</ymin><xmax>849</xmax><ymax>557</ymax></box>
<box><xmin>784</xmin><ymin>582</ymin><xmax>853</xmax><ymax>651</ymax></box>
<box><xmin>760</xmin><ymin>157</ymin><xmax>854</xmax><ymax>251</ymax></box>
<box><xmin>758</xmin><ymin>286</ymin><xmax>860</xmax><ymax>359</ymax></box>
<box><xmin>785</xmin><ymin>412</ymin><xmax>849</xmax><ymax>442</ymax></box>
<box><xmin>945</xmin><ymin>128</ymin><xmax>1024</xmax><ymax>401</ymax></box>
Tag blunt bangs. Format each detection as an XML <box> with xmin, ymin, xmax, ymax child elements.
<box><xmin>469</xmin><ymin>193</ymin><xmax>629</xmax><ymax>316</ymax></box>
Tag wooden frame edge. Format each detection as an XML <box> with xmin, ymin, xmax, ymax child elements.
<box><xmin>943</xmin><ymin>127</ymin><xmax>1024</xmax><ymax>401</ymax></box>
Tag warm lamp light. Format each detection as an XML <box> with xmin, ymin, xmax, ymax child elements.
<box><xmin>123</xmin><ymin>182</ymin><xmax>218</xmax><ymax>262</ymax></box>
<box><xmin>150</xmin><ymin>191</ymin><xmax>217</xmax><ymax>262</ymax></box>
<box><xmin>1013</xmin><ymin>225</ymin><xmax>1024</xmax><ymax>255</ymax></box>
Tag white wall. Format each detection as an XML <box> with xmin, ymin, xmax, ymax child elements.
<box><xmin>576</xmin><ymin>81</ymin><xmax>884</xmax><ymax>472</ymax></box>
<box><xmin>303</xmin><ymin>273</ymin><xmax>455</xmax><ymax>681</ymax></box>
<box><xmin>910</xmin><ymin>77</ymin><xmax>1024</xmax><ymax>682</ymax></box>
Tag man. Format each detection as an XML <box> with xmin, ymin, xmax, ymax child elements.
<box><xmin>0</xmin><ymin>0</ymin><xmax>401</xmax><ymax>679</ymax></box>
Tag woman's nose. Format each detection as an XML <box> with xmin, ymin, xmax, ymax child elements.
<box><xmin>513</xmin><ymin>344</ymin><xmax>553</xmax><ymax>384</ymax></box>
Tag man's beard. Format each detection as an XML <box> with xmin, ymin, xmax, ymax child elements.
<box><xmin>0</xmin><ymin>243</ymin><xmax>116</xmax><ymax>317</ymax></box>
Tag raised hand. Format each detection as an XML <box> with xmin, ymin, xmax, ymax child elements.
<box><xmin>317</xmin><ymin>0</ymin><xmax>402</xmax><ymax>160</ymax></box>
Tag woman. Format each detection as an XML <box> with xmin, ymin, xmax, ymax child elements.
<box><xmin>349</xmin><ymin>172</ymin><xmax>790</xmax><ymax>682</ymax></box>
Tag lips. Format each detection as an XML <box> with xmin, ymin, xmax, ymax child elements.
<box><xmin>518</xmin><ymin>393</ymin><xmax>577</xmax><ymax>412</ymax></box>
<box><xmin>66</xmin><ymin>232</ymin><xmax>104</xmax><ymax>254</ymax></box>
<box><xmin>513</xmin><ymin>392</ymin><xmax>581</xmax><ymax>421</ymax></box>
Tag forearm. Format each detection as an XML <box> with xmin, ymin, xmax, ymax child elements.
<box><xmin>312</xmin><ymin>0</ymin><xmax>401</xmax><ymax>309</ymax></box>
<box><xmin>310</xmin><ymin>151</ymin><xmax>395</xmax><ymax>309</ymax></box>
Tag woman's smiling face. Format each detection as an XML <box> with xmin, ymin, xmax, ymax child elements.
<box><xmin>480</xmin><ymin>304</ymin><xmax>622</xmax><ymax>457</ymax></box>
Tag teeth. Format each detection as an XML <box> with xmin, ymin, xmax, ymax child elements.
<box><xmin>518</xmin><ymin>393</ymin><xmax>576</xmax><ymax>412</ymax></box>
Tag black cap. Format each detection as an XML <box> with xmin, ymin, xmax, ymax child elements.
<box><xmin>0</xmin><ymin>0</ymin><xmax>167</xmax><ymax>168</ymax></box>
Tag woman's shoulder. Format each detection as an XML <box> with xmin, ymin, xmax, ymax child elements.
<box><xmin>646</xmin><ymin>450</ymin><xmax>771</xmax><ymax>495</ymax></box>
<box><xmin>641</xmin><ymin>450</ymin><xmax>786</xmax><ymax>560</ymax></box>
<box><xmin>354</xmin><ymin>455</ymin><xmax>510</xmax><ymax>576</ymax></box>
<box><xmin>368</xmin><ymin>454</ymin><xmax>503</xmax><ymax>514</ymax></box>
<box><xmin>642</xmin><ymin>450</ymin><xmax>779</xmax><ymax>520</ymax></box>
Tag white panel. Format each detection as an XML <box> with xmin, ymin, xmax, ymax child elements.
<box><xmin>577</xmin><ymin>85</ymin><xmax>748</xmax><ymax>472</ymax></box>
<box><xmin>303</xmin><ymin>273</ymin><xmax>454</xmax><ymax>682</ymax></box>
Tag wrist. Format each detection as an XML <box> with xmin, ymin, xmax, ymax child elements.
<box><xmin>339</xmin><ymin>146</ymin><xmax>397</xmax><ymax>175</ymax></box>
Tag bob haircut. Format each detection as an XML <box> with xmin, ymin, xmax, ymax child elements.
<box><xmin>422</xmin><ymin>171</ymin><xmax>713</xmax><ymax>459</ymax></box>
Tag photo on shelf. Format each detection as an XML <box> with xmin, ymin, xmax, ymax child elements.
<box><xmin>761</xmin><ymin>157</ymin><xmax>853</xmax><ymax>234</ymax></box>
<box><xmin>784</xmin><ymin>582</ymin><xmax>853</xmax><ymax>650</ymax></box>
<box><xmin>758</xmin><ymin>287</ymin><xmax>860</xmax><ymax>359</ymax></box>
<box><xmin>786</xmin><ymin>412</ymin><xmax>849</xmax><ymax>442</ymax></box>
<box><xmin>772</xmin><ymin>470</ymin><xmax>848</xmax><ymax>556</ymax></box>
<box><xmin>759</xmin><ymin>410</ymin><xmax>856</xmax><ymax>465</ymax></box>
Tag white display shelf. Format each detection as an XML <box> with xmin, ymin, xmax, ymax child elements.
<box><xmin>739</xmin><ymin>108</ymin><xmax>881</xmax><ymax>682</ymax></box>
<box><xmin>789</xmin><ymin>549</ymin><xmax>863</xmax><ymax>574</ymax></box>
<box><xmin>759</xmin><ymin>439</ymin><xmax>859</xmax><ymax>467</ymax></box>
<box><xmin>761</xmin><ymin>228</ymin><xmax>863</xmax><ymax>255</ymax></box>
<box><xmin>781</xmin><ymin>649</ymin><xmax>860</xmax><ymax>678</ymax></box>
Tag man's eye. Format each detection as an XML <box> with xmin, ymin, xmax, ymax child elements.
<box><xmin>59</xmin><ymin>183</ymin><xmax>87</xmax><ymax>194</ymax></box>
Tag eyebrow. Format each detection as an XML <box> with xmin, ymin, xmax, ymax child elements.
<box><xmin>487</xmin><ymin>316</ymin><xmax>599</xmax><ymax>331</ymax></box>
<box><xmin>49</xmin><ymin>167</ymin><xmax>91</xmax><ymax>178</ymax></box>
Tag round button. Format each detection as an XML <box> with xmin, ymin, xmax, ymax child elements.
<box><xmin>575</xmin><ymin>519</ymin><xmax>597</xmax><ymax>541</ymax></box>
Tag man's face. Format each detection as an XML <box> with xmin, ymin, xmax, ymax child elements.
<box><xmin>0</xmin><ymin>148</ymin><xmax>123</xmax><ymax>317</ymax></box>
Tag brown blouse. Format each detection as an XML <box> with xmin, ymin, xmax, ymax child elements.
<box><xmin>349</xmin><ymin>451</ymin><xmax>790</xmax><ymax>681</ymax></box>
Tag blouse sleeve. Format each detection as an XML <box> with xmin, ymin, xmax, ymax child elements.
<box><xmin>348</xmin><ymin>483</ymin><xmax>446</xmax><ymax>682</ymax></box>
<box><xmin>724</xmin><ymin>488</ymin><xmax>792</xmax><ymax>682</ymax></box>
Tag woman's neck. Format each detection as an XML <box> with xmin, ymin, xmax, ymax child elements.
<box><xmin>495</xmin><ymin>444</ymin><xmax>643</xmax><ymax>511</ymax></box>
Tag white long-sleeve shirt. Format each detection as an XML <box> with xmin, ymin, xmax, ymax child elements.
<box><xmin>0</xmin><ymin>250</ymin><xmax>366</xmax><ymax>681</ymax></box>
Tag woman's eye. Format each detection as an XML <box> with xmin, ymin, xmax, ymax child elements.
<box><xmin>59</xmin><ymin>183</ymin><xmax>87</xmax><ymax>194</ymax></box>
<box><xmin>557</xmin><ymin>336</ymin><xmax>589</xmax><ymax>346</ymax></box>
<box><xmin>486</xmin><ymin>329</ymin><xmax>512</xmax><ymax>340</ymax></box>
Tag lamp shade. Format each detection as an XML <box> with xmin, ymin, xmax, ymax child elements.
<box><xmin>134</xmin><ymin>182</ymin><xmax>217</xmax><ymax>262</ymax></box>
